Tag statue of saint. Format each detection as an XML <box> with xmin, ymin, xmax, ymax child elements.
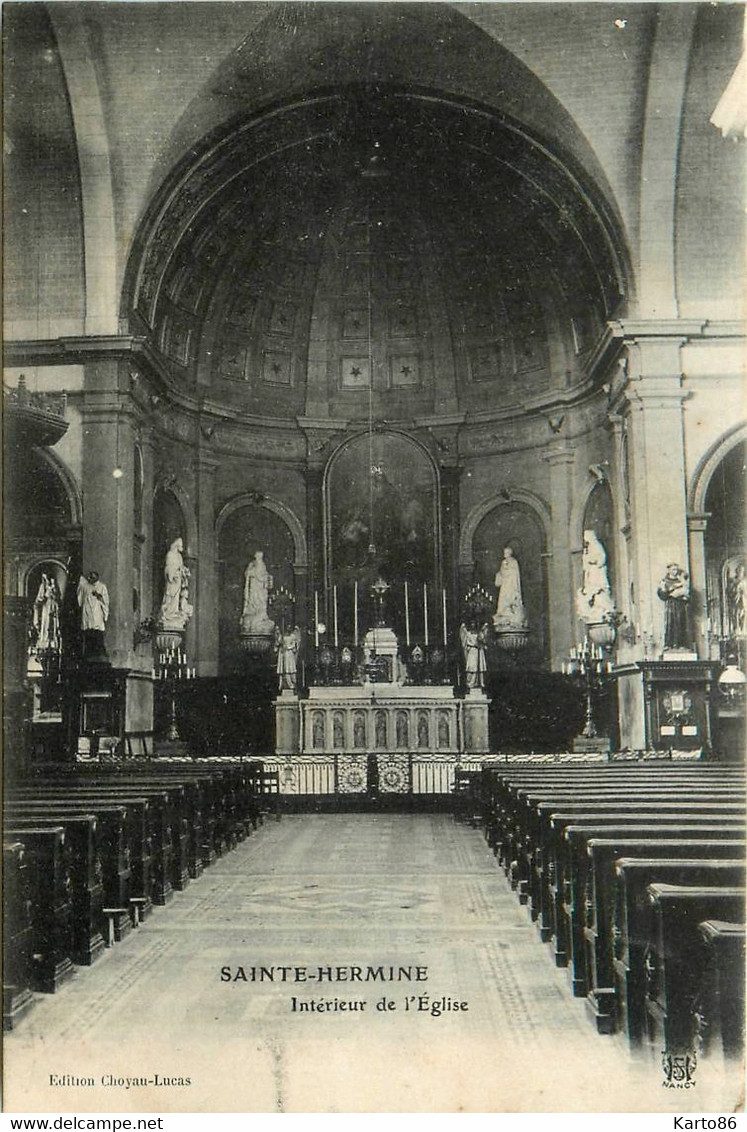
<box><xmin>460</xmin><ymin>621</ymin><xmax>489</xmax><ymax>689</ymax></box>
<box><xmin>77</xmin><ymin>570</ymin><xmax>109</xmax><ymax>660</ymax></box>
<box><xmin>276</xmin><ymin>625</ymin><xmax>301</xmax><ymax>690</ymax></box>
<box><xmin>576</xmin><ymin>529</ymin><xmax>615</xmax><ymax>624</ymax></box>
<box><xmin>159</xmin><ymin>537</ymin><xmax>192</xmax><ymax>630</ymax></box>
<box><xmin>657</xmin><ymin>563</ymin><xmax>691</xmax><ymax>650</ymax></box>
<box><xmin>493</xmin><ymin>546</ymin><xmax>529</xmax><ymax>631</ymax></box>
<box><xmin>240</xmin><ymin>550</ymin><xmax>275</xmax><ymax>636</ymax></box>
<box><xmin>33</xmin><ymin>572</ymin><xmax>61</xmax><ymax>651</ymax></box>
<box><xmin>726</xmin><ymin>562</ymin><xmax>747</xmax><ymax>638</ymax></box>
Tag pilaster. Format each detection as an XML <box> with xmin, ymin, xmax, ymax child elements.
<box><xmin>621</xmin><ymin>335</ymin><xmax>690</xmax><ymax>656</ymax></box>
<box><xmin>687</xmin><ymin>512</ymin><xmax>711</xmax><ymax>660</ymax></box>
<box><xmin>544</xmin><ymin>445</ymin><xmax>576</xmax><ymax>668</ymax></box>
<box><xmin>80</xmin><ymin>359</ymin><xmax>136</xmax><ymax>668</ymax></box>
<box><xmin>194</xmin><ymin>449</ymin><xmax>220</xmax><ymax>677</ymax></box>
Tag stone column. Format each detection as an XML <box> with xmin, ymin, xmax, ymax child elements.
<box><xmin>687</xmin><ymin>512</ymin><xmax>711</xmax><ymax>660</ymax></box>
<box><xmin>623</xmin><ymin>336</ymin><xmax>690</xmax><ymax>655</ymax></box>
<box><xmin>81</xmin><ymin>359</ymin><xmax>136</xmax><ymax>669</ymax></box>
<box><xmin>440</xmin><ymin>464</ymin><xmax>462</xmax><ymax>637</ymax></box>
<box><xmin>138</xmin><ymin>426</ymin><xmax>157</xmax><ymax>631</ymax></box>
<box><xmin>194</xmin><ymin>450</ymin><xmax>219</xmax><ymax>677</ymax></box>
<box><xmin>544</xmin><ymin>445</ymin><xmax>576</xmax><ymax>669</ymax></box>
<box><xmin>305</xmin><ymin>465</ymin><xmax>325</xmax><ymax>624</ymax></box>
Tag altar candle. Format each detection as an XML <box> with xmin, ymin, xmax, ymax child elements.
<box><xmin>333</xmin><ymin>585</ymin><xmax>339</xmax><ymax>647</ymax></box>
<box><xmin>423</xmin><ymin>583</ymin><xmax>429</xmax><ymax>646</ymax></box>
<box><xmin>442</xmin><ymin>588</ymin><xmax>447</xmax><ymax>646</ymax></box>
<box><xmin>404</xmin><ymin>581</ymin><xmax>410</xmax><ymax>647</ymax></box>
<box><xmin>354</xmin><ymin>581</ymin><xmax>359</xmax><ymax>647</ymax></box>
<box><xmin>314</xmin><ymin>591</ymin><xmax>319</xmax><ymax>647</ymax></box>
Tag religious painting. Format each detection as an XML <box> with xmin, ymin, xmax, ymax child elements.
<box><xmin>326</xmin><ymin>430</ymin><xmax>438</xmax><ymax>588</ymax></box>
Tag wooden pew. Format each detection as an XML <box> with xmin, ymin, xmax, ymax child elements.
<box><xmin>6</xmin><ymin>813</ymin><xmax>106</xmax><ymax>966</ymax></box>
<box><xmin>5</xmin><ymin>800</ymin><xmax>135</xmax><ymax>939</ymax></box>
<box><xmin>583</xmin><ymin>850</ymin><xmax>745</xmax><ymax>1034</ymax></box>
<box><xmin>453</xmin><ymin>769</ymin><xmax>482</xmax><ymax>826</ymax></box>
<box><xmin>692</xmin><ymin>920</ymin><xmax>745</xmax><ymax>1062</ymax></box>
<box><xmin>644</xmin><ymin>884</ymin><xmax>746</xmax><ymax>1056</ymax></box>
<box><xmin>613</xmin><ymin>861</ymin><xmax>745</xmax><ymax>1048</ymax></box>
<box><xmin>11</xmin><ymin>786</ymin><xmax>173</xmax><ymax>905</ymax></box>
<box><xmin>514</xmin><ymin>795</ymin><xmax>745</xmax><ymax>915</ymax></box>
<box><xmin>547</xmin><ymin>819</ymin><xmax>745</xmax><ymax>966</ymax></box>
<box><xmin>5</xmin><ymin>826</ymin><xmax>75</xmax><ymax>994</ymax></box>
<box><xmin>486</xmin><ymin>774</ymin><xmax>744</xmax><ymax>880</ymax></box>
<box><xmin>481</xmin><ymin>765</ymin><xmax>744</xmax><ymax>854</ymax></box>
<box><xmin>3</xmin><ymin>841</ymin><xmax>34</xmax><ymax>1030</ymax></box>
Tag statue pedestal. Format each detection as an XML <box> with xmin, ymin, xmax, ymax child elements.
<box><xmin>572</xmin><ymin>735</ymin><xmax>612</xmax><ymax>754</ymax></box>
<box><xmin>462</xmin><ymin>689</ymin><xmax>490</xmax><ymax>753</ymax></box>
<box><xmin>275</xmin><ymin>690</ymin><xmax>301</xmax><ymax>755</ymax></box>
<box><xmin>614</xmin><ymin>659</ymin><xmax>717</xmax><ymax>751</ymax></box>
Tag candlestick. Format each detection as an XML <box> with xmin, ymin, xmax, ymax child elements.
<box><xmin>423</xmin><ymin>583</ymin><xmax>429</xmax><ymax>646</ymax></box>
<box><xmin>354</xmin><ymin>581</ymin><xmax>359</xmax><ymax>648</ymax></box>
<box><xmin>442</xmin><ymin>588</ymin><xmax>447</xmax><ymax>647</ymax></box>
<box><xmin>404</xmin><ymin>581</ymin><xmax>410</xmax><ymax>647</ymax></box>
<box><xmin>314</xmin><ymin>592</ymin><xmax>319</xmax><ymax>647</ymax></box>
<box><xmin>333</xmin><ymin>584</ymin><xmax>339</xmax><ymax>647</ymax></box>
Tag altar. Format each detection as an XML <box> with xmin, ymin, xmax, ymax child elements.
<box><xmin>271</xmin><ymin>676</ymin><xmax>490</xmax><ymax>798</ymax></box>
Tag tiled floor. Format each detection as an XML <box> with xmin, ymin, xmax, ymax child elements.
<box><xmin>4</xmin><ymin>815</ymin><xmax>742</xmax><ymax>1112</ymax></box>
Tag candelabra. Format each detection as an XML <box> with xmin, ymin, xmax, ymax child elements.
<box><xmin>563</xmin><ymin>637</ymin><xmax>613</xmax><ymax>740</ymax></box>
<box><xmin>154</xmin><ymin>643</ymin><xmax>195</xmax><ymax>741</ymax></box>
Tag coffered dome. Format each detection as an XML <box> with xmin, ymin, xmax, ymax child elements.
<box><xmin>129</xmin><ymin>88</ymin><xmax>629</xmax><ymax>420</ymax></box>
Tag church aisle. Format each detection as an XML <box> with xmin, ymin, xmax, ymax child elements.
<box><xmin>4</xmin><ymin>815</ymin><xmax>737</xmax><ymax>1113</ymax></box>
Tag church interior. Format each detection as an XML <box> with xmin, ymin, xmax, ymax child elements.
<box><xmin>3</xmin><ymin>1</ymin><xmax>746</xmax><ymax>1112</ymax></box>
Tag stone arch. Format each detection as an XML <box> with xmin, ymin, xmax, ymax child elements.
<box><xmin>323</xmin><ymin>429</ymin><xmax>441</xmax><ymax>587</ymax></box>
<box><xmin>47</xmin><ymin>7</ymin><xmax>119</xmax><ymax>335</ymax></box>
<box><xmin>459</xmin><ymin>489</ymin><xmax>550</xmax><ymax>569</ymax></box>
<box><xmin>37</xmin><ymin>448</ymin><xmax>83</xmax><ymax>528</ymax></box>
<box><xmin>153</xmin><ymin>480</ymin><xmax>198</xmax><ymax>557</ymax></box>
<box><xmin>215</xmin><ymin>494</ymin><xmax>307</xmax><ymax>569</ymax></box>
<box><xmin>689</xmin><ymin>421</ymin><xmax>747</xmax><ymax>514</ymax></box>
<box><xmin>570</xmin><ymin>475</ymin><xmax>617</xmax><ymax>556</ymax></box>
<box><xmin>22</xmin><ymin>557</ymin><xmax>70</xmax><ymax>608</ymax></box>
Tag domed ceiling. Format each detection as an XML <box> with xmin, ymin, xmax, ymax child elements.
<box><xmin>129</xmin><ymin>89</ymin><xmax>628</xmax><ymax>421</ymax></box>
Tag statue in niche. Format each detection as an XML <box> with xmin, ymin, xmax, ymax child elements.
<box><xmin>576</xmin><ymin>529</ymin><xmax>615</xmax><ymax>624</ymax></box>
<box><xmin>33</xmin><ymin>572</ymin><xmax>61</xmax><ymax>651</ymax></box>
<box><xmin>493</xmin><ymin>547</ymin><xmax>529</xmax><ymax>631</ymax></box>
<box><xmin>77</xmin><ymin>570</ymin><xmax>110</xmax><ymax>661</ymax></box>
<box><xmin>276</xmin><ymin>625</ymin><xmax>301</xmax><ymax>691</ymax></box>
<box><xmin>241</xmin><ymin>550</ymin><xmax>275</xmax><ymax>636</ymax></box>
<box><xmin>657</xmin><ymin>563</ymin><xmax>692</xmax><ymax>651</ymax></box>
<box><xmin>159</xmin><ymin>537</ymin><xmax>193</xmax><ymax>630</ymax></box>
<box><xmin>353</xmin><ymin>711</ymin><xmax>366</xmax><ymax>749</ymax></box>
<box><xmin>726</xmin><ymin>562</ymin><xmax>747</xmax><ymax>638</ymax></box>
<box><xmin>417</xmin><ymin>712</ymin><xmax>429</xmax><ymax>748</ymax></box>
<box><xmin>375</xmin><ymin>710</ymin><xmax>387</xmax><ymax>748</ymax></box>
<box><xmin>311</xmin><ymin>711</ymin><xmax>325</xmax><ymax>749</ymax></box>
<box><xmin>396</xmin><ymin>710</ymin><xmax>409</xmax><ymax>748</ymax></box>
<box><xmin>437</xmin><ymin>711</ymin><xmax>450</xmax><ymax>748</ymax></box>
<box><xmin>333</xmin><ymin>712</ymin><xmax>345</xmax><ymax>749</ymax></box>
<box><xmin>460</xmin><ymin>622</ymin><xmax>489</xmax><ymax>689</ymax></box>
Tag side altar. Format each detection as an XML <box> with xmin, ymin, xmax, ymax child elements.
<box><xmin>270</xmin><ymin>625</ymin><xmax>490</xmax><ymax>797</ymax></box>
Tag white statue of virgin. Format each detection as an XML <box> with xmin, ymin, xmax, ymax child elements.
<box><xmin>576</xmin><ymin>529</ymin><xmax>615</xmax><ymax>623</ymax></box>
<box><xmin>240</xmin><ymin>550</ymin><xmax>276</xmax><ymax>636</ymax></box>
<box><xmin>493</xmin><ymin>546</ymin><xmax>529</xmax><ymax>631</ymax></box>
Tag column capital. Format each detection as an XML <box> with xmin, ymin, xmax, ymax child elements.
<box><xmin>626</xmin><ymin>374</ymin><xmax>689</xmax><ymax>410</ymax></box>
<box><xmin>687</xmin><ymin>511</ymin><xmax>711</xmax><ymax>533</ymax></box>
<box><xmin>544</xmin><ymin>444</ymin><xmax>576</xmax><ymax>467</ymax></box>
<box><xmin>192</xmin><ymin>451</ymin><xmax>220</xmax><ymax>474</ymax></box>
